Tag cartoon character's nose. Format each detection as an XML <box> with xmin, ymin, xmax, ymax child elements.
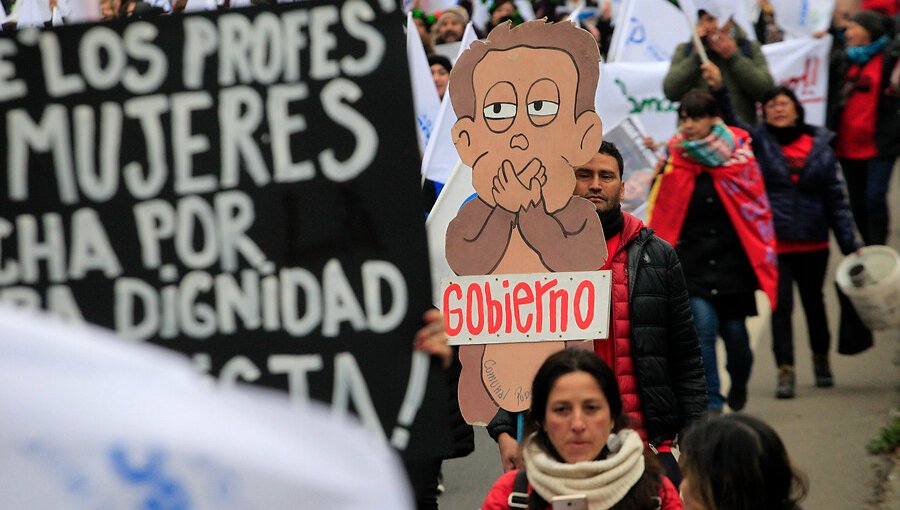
<box><xmin>510</xmin><ymin>134</ymin><xmax>529</xmax><ymax>151</ymax></box>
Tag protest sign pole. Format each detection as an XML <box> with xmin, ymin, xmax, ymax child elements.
<box><xmin>687</xmin><ymin>14</ymin><xmax>709</xmax><ymax>64</ymax></box>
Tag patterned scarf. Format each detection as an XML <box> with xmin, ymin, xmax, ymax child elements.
<box><xmin>676</xmin><ymin>120</ymin><xmax>736</xmax><ymax>167</ymax></box>
<box><xmin>847</xmin><ymin>35</ymin><xmax>889</xmax><ymax>65</ymax></box>
<box><xmin>522</xmin><ymin>429</ymin><xmax>646</xmax><ymax>510</ymax></box>
<box><xmin>647</xmin><ymin>126</ymin><xmax>779</xmax><ymax>310</ymax></box>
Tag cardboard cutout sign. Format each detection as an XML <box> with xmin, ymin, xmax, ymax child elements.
<box><xmin>444</xmin><ymin>20</ymin><xmax>607</xmax><ymax>423</ymax></box>
<box><xmin>0</xmin><ymin>1</ymin><xmax>450</xmax><ymax>460</ymax></box>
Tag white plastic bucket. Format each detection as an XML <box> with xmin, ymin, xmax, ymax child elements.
<box><xmin>835</xmin><ymin>245</ymin><xmax>900</xmax><ymax>331</ymax></box>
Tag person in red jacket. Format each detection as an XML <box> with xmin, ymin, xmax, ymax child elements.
<box><xmin>489</xmin><ymin>142</ymin><xmax>707</xmax><ymax>488</ymax></box>
<box><xmin>481</xmin><ymin>349</ymin><xmax>682</xmax><ymax>510</ymax></box>
<box><xmin>830</xmin><ymin>10</ymin><xmax>898</xmax><ymax>246</ymax></box>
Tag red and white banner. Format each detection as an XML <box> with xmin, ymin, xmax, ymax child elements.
<box><xmin>441</xmin><ymin>271</ymin><xmax>612</xmax><ymax>346</ymax></box>
<box><xmin>763</xmin><ymin>35</ymin><xmax>832</xmax><ymax>127</ymax></box>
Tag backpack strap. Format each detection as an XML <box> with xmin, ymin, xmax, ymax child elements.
<box><xmin>507</xmin><ymin>469</ymin><xmax>529</xmax><ymax>509</ymax></box>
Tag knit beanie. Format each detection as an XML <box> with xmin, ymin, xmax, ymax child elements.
<box><xmin>435</xmin><ymin>6</ymin><xmax>469</xmax><ymax>28</ymax></box>
<box><xmin>852</xmin><ymin>10</ymin><xmax>892</xmax><ymax>41</ymax></box>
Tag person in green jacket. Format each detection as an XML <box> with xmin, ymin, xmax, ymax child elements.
<box><xmin>663</xmin><ymin>9</ymin><xmax>774</xmax><ymax>124</ymax></box>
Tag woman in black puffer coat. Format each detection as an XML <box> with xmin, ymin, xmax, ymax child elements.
<box><xmin>703</xmin><ymin>63</ymin><xmax>863</xmax><ymax>400</ymax></box>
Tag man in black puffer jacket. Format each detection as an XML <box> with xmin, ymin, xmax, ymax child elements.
<box><xmin>488</xmin><ymin>142</ymin><xmax>707</xmax><ymax>487</ymax></box>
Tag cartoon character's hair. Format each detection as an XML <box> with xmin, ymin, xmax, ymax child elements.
<box><xmin>449</xmin><ymin>19</ymin><xmax>600</xmax><ymax>120</ymax></box>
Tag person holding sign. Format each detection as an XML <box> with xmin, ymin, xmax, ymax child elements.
<box><xmin>703</xmin><ymin>61</ymin><xmax>863</xmax><ymax>399</ymax></box>
<box><xmin>446</xmin><ymin>19</ymin><xmax>605</xmax><ymax>425</ymax></box>
<box><xmin>663</xmin><ymin>9</ymin><xmax>774</xmax><ymax>124</ymax></box>
<box><xmin>489</xmin><ymin>142</ymin><xmax>707</xmax><ymax>487</ymax></box>
<box><xmin>647</xmin><ymin>89</ymin><xmax>777</xmax><ymax>413</ymax></box>
<box><xmin>409</xmin><ymin>309</ymin><xmax>474</xmax><ymax>510</ymax></box>
<box><xmin>481</xmin><ymin>349</ymin><xmax>682</xmax><ymax>510</ymax></box>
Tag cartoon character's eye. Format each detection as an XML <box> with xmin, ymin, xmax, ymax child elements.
<box><xmin>483</xmin><ymin>102</ymin><xmax>517</xmax><ymax>119</ymax></box>
<box><xmin>527</xmin><ymin>100</ymin><xmax>559</xmax><ymax>116</ymax></box>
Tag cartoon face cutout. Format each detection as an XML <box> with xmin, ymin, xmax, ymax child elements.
<box><xmin>451</xmin><ymin>25</ymin><xmax>602</xmax><ymax>214</ymax></box>
<box><xmin>444</xmin><ymin>20</ymin><xmax>607</xmax><ymax>425</ymax></box>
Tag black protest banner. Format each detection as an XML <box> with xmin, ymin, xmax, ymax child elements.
<box><xmin>0</xmin><ymin>0</ymin><xmax>451</xmax><ymax>458</ymax></box>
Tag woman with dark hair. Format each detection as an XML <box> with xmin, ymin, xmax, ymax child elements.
<box><xmin>703</xmin><ymin>63</ymin><xmax>863</xmax><ymax>399</ymax></box>
<box><xmin>647</xmin><ymin>89</ymin><xmax>777</xmax><ymax>413</ymax></box>
<box><xmin>828</xmin><ymin>10</ymin><xmax>899</xmax><ymax>246</ymax></box>
<box><xmin>680</xmin><ymin>413</ymin><xmax>808</xmax><ymax>510</ymax></box>
<box><xmin>481</xmin><ymin>349</ymin><xmax>681</xmax><ymax>510</ymax></box>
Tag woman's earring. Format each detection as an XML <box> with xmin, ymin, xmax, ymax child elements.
<box><xmin>606</xmin><ymin>433</ymin><xmax>622</xmax><ymax>453</ymax></box>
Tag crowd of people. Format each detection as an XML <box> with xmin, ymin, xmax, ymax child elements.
<box><xmin>408</xmin><ymin>1</ymin><xmax>898</xmax><ymax>509</ymax></box>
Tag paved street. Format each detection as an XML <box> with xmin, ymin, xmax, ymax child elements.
<box><xmin>439</xmin><ymin>168</ymin><xmax>900</xmax><ymax>510</ymax></box>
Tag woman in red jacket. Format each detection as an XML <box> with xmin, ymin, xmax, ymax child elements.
<box><xmin>830</xmin><ymin>10</ymin><xmax>898</xmax><ymax>246</ymax></box>
<box><xmin>481</xmin><ymin>349</ymin><xmax>681</xmax><ymax>510</ymax></box>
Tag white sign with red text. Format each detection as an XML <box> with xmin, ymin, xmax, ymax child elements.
<box><xmin>442</xmin><ymin>271</ymin><xmax>612</xmax><ymax>346</ymax></box>
<box><xmin>763</xmin><ymin>35</ymin><xmax>832</xmax><ymax>126</ymax></box>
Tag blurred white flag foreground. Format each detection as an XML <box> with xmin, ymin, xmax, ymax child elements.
<box><xmin>0</xmin><ymin>305</ymin><xmax>413</xmax><ymax>510</ymax></box>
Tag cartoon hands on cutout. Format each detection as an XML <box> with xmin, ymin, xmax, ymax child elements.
<box><xmin>492</xmin><ymin>159</ymin><xmax>547</xmax><ymax>213</ymax></box>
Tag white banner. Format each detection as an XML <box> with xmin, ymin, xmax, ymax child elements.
<box><xmin>442</xmin><ymin>271</ymin><xmax>612</xmax><ymax>345</ymax></box>
<box><xmin>769</xmin><ymin>0</ymin><xmax>834</xmax><ymax>39</ymax></box>
<box><xmin>598</xmin><ymin>34</ymin><xmax>831</xmax><ymax>148</ymax></box>
<box><xmin>407</xmin><ymin>13</ymin><xmax>442</xmax><ymax>155</ymax></box>
<box><xmin>597</xmin><ymin>61</ymin><xmax>678</xmax><ymax>145</ymax></box>
<box><xmin>0</xmin><ymin>305</ymin><xmax>412</xmax><ymax>510</ymax></box>
<box><xmin>762</xmin><ymin>35</ymin><xmax>832</xmax><ymax>126</ymax></box>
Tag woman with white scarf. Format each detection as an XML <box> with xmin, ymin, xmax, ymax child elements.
<box><xmin>480</xmin><ymin>349</ymin><xmax>681</xmax><ymax>510</ymax></box>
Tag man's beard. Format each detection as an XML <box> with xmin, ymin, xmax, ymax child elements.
<box><xmin>597</xmin><ymin>203</ymin><xmax>623</xmax><ymax>239</ymax></box>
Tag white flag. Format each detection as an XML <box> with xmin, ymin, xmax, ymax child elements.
<box><xmin>762</xmin><ymin>35</ymin><xmax>832</xmax><ymax>126</ymax></box>
<box><xmin>471</xmin><ymin>0</ymin><xmax>490</xmax><ymax>31</ymax></box>
<box><xmin>50</xmin><ymin>5</ymin><xmax>62</xmax><ymax>25</ymax></box>
<box><xmin>14</xmin><ymin>0</ymin><xmax>47</xmax><ymax>28</ymax></box>
<box><xmin>425</xmin><ymin>160</ymin><xmax>476</xmax><ymax>306</ymax></box>
<box><xmin>0</xmin><ymin>305</ymin><xmax>414</xmax><ymax>510</ymax></box>
<box><xmin>408</xmin><ymin>12</ymin><xmax>442</xmax><ymax>156</ymax></box>
<box><xmin>607</xmin><ymin>0</ymin><xmax>690</xmax><ymax>63</ymax></box>
<box><xmin>769</xmin><ymin>0</ymin><xmax>834</xmax><ymax>39</ymax></box>
<box><xmin>184</xmin><ymin>0</ymin><xmax>216</xmax><ymax>13</ymax></box>
<box><xmin>55</xmin><ymin>0</ymin><xmax>70</xmax><ymax>18</ymax></box>
<box><xmin>421</xmin><ymin>22</ymin><xmax>478</xmax><ymax>184</ymax></box>
<box><xmin>514</xmin><ymin>0</ymin><xmax>535</xmax><ymax>21</ymax></box>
